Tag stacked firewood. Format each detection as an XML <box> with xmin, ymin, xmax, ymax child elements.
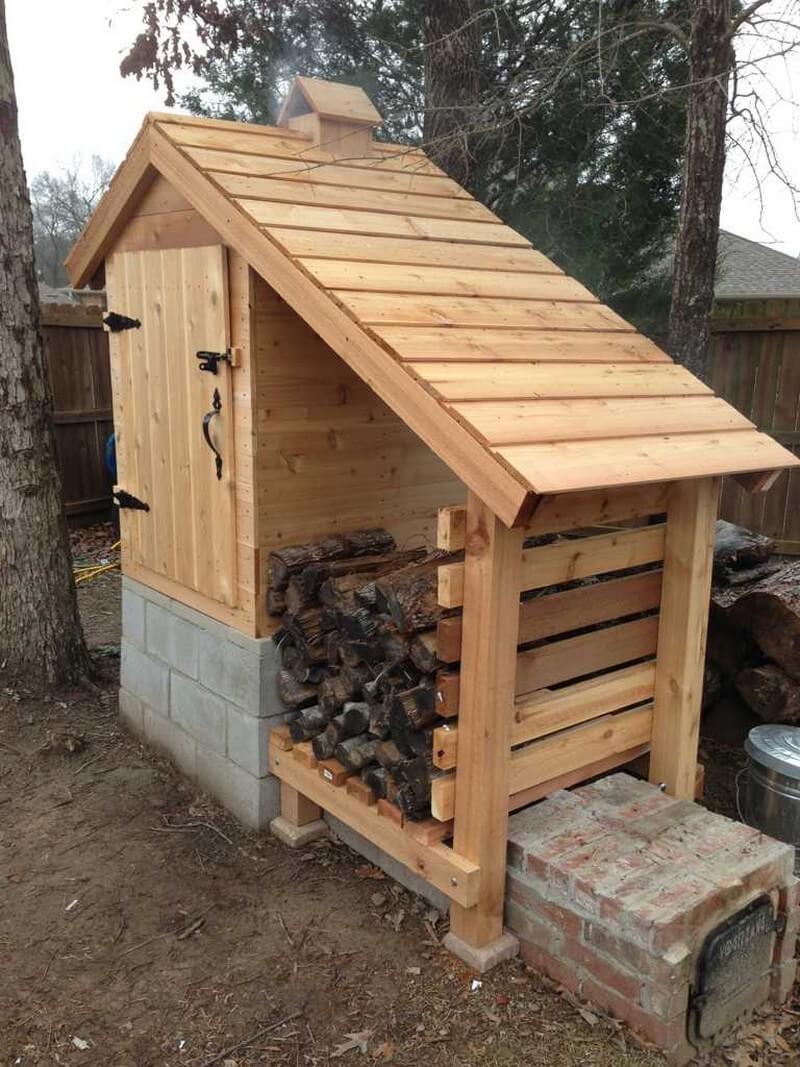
<box><xmin>269</xmin><ymin>528</ymin><xmax>457</xmax><ymax>821</ymax></box>
<box><xmin>706</xmin><ymin>522</ymin><xmax>800</xmax><ymax>726</ymax></box>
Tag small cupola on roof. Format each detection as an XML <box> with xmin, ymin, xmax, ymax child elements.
<box><xmin>277</xmin><ymin>75</ymin><xmax>382</xmax><ymax>160</ymax></box>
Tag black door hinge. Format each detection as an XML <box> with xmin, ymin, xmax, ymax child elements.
<box><xmin>114</xmin><ymin>489</ymin><xmax>150</xmax><ymax>512</ymax></box>
<box><xmin>196</xmin><ymin>349</ymin><xmax>231</xmax><ymax>374</ymax></box>
<box><xmin>104</xmin><ymin>312</ymin><xmax>141</xmax><ymax>332</ymax></box>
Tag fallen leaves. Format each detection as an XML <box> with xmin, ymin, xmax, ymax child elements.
<box><xmin>331</xmin><ymin>1029</ymin><xmax>372</xmax><ymax>1057</ymax></box>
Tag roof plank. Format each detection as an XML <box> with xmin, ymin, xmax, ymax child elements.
<box><xmin>412</xmin><ymin>361</ymin><xmax>712</xmax><ymax>399</ymax></box>
<box><xmin>450</xmin><ymin>396</ymin><xmax>752</xmax><ymax>445</ymax></box>
<box><xmin>497</xmin><ymin>431</ymin><xmax>793</xmax><ymax>494</ymax></box>
<box><xmin>380</xmin><ymin>326</ymin><xmax>669</xmax><ymax>362</ymax></box>
<box><xmin>213</xmin><ymin>172</ymin><xmax>497</xmax><ymax>222</ymax></box>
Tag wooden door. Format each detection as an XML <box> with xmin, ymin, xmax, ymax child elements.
<box><xmin>106</xmin><ymin>245</ymin><xmax>237</xmax><ymax>606</ymax></box>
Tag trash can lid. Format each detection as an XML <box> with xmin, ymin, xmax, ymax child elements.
<box><xmin>746</xmin><ymin>724</ymin><xmax>800</xmax><ymax>779</ymax></box>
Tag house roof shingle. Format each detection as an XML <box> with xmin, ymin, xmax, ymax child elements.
<box><xmin>717</xmin><ymin>230</ymin><xmax>800</xmax><ymax>300</ymax></box>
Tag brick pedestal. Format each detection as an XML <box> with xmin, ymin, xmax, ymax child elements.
<box><xmin>506</xmin><ymin>774</ymin><xmax>798</xmax><ymax>1064</ymax></box>
<box><xmin>119</xmin><ymin>577</ymin><xmax>285</xmax><ymax>828</ymax></box>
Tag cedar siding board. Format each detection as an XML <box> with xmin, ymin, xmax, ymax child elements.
<box><xmin>67</xmin><ymin>110</ymin><xmax>799</xmax><ymax>525</ymax></box>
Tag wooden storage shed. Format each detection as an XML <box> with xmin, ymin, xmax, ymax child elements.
<box><xmin>68</xmin><ymin>76</ymin><xmax>799</xmax><ymax>967</ymax></box>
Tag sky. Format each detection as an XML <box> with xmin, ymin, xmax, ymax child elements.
<box><xmin>6</xmin><ymin>0</ymin><xmax>800</xmax><ymax>258</ymax></box>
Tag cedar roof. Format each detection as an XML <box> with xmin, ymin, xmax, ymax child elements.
<box><xmin>66</xmin><ymin>80</ymin><xmax>799</xmax><ymax>527</ymax></box>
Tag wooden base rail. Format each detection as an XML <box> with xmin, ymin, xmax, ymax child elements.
<box><xmin>439</xmin><ymin>523</ymin><xmax>666</xmax><ymax>608</ymax></box>
<box><xmin>433</xmin><ymin>660</ymin><xmax>657</xmax><ymax>770</ymax></box>
<box><xmin>268</xmin><ymin>733</ymin><xmax>481</xmax><ymax>908</ymax></box>
<box><xmin>431</xmin><ymin>704</ymin><xmax>654</xmax><ymax>822</ymax></box>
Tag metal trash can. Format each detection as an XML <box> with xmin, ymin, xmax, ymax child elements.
<box><xmin>744</xmin><ymin>724</ymin><xmax>800</xmax><ymax>852</ymax></box>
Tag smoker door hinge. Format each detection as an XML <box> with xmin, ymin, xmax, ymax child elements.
<box><xmin>113</xmin><ymin>489</ymin><xmax>150</xmax><ymax>512</ymax></box>
<box><xmin>104</xmin><ymin>312</ymin><xmax>141</xmax><ymax>332</ymax></box>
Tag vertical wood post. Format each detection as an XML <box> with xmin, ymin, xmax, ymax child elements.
<box><xmin>649</xmin><ymin>477</ymin><xmax>720</xmax><ymax>798</ymax></box>
<box><xmin>446</xmin><ymin>491</ymin><xmax>524</xmax><ymax>962</ymax></box>
<box><xmin>280</xmin><ymin>781</ymin><xmax>322</xmax><ymax>827</ymax></box>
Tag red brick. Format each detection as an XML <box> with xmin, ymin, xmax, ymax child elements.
<box><xmin>519</xmin><ymin>941</ymin><xmax>582</xmax><ymax>994</ymax></box>
<box><xmin>580</xmin><ymin>976</ymin><xmax>688</xmax><ymax>1052</ymax></box>
<box><xmin>505</xmin><ymin>899</ymin><xmax>560</xmax><ymax>955</ymax></box>
<box><xmin>639</xmin><ymin>977</ymin><xmax>690</xmax><ymax>1020</ymax></box>
<box><xmin>583</xmin><ymin>921</ymin><xmax>692</xmax><ymax>985</ymax></box>
<box><xmin>531</xmin><ymin>895</ymin><xmax>585</xmax><ymax>940</ymax></box>
<box><xmin>773</xmin><ymin>914</ymin><xmax>799</xmax><ymax>968</ymax></box>
<box><xmin>560</xmin><ymin>935</ymin><xmax>642</xmax><ymax>1001</ymax></box>
<box><xmin>778</xmin><ymin>876</ymin><xmax>800</xmax><ymax>914</ymax></box>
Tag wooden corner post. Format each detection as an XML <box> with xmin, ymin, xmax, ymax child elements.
<box><xmin>649</xmin><ymin>477</ymin><xmax>720</xmax><ymax>799</ymax></box>
<box><xmin>446</xmin><ymin>491</ymin><xmax>524</xmax><ymax>967</ymax></box>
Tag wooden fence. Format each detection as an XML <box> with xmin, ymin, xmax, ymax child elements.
<box><xmin>42</xmin><ymin>300</ymin><xmax>113</xmax><ymax>518</ymax></box>
<box><xmin>711</xmin><ymin>297</ymin><xmax>800</xmax><ymax>552</ymax></box>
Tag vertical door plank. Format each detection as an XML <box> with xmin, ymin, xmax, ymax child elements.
<box><xmin>449</xmin><ymin>492</ymin><xmax>524</xmax><ymax>949</ymax></box>
<box><xmin>649</xmin><ymin>478</ymin><xmax>720</xmax><ymax>798</ymax></box>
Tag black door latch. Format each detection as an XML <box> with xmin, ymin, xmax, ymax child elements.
<box><xmin>196</xmin><ymin>350</ymin><xmax>232</xmax><ymax>374</ymax></box>
<box><xmin>114</xmin><ymin>489</ymin><xmax>150</xmax><ymax>511</ymax></box>
<box><xmin>104</xmin><ymin>312</ymin><xmax>141</xmax><ymax>332</ymax></box>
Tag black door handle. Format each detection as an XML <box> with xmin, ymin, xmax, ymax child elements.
<box><xmin>202</xmin><ymin>387</ymin><xmax>223</xmax><ymax>480</ymax></box>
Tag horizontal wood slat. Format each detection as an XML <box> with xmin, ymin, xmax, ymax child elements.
<box><xmin>185</xmin><ymin>146</ymin><xmax>470</xmax><ymax>197</ymax></box>
<box><xmin>436</xmin><ymin>569</ymin><xmax>662</xmax><ymax>662</ymax></box>
<box><xmin>497</xmin><ymin>431</ymin><xmax>789</xmax><ymax>495</ymax></box>
<box><xmin>437</xmin><ymin>486</ymin><xmax>671</xmax><ymax>551</ymax></box>
<box><xmin>303</xmin><ymin>262</ymin><xmax>585</xmax><ymax>300</ymax></box>
<box><xmin>214</xmin><ymin>173</ymin><xmax>497</xmax><ymax>222</ymax></box>
<box><xmin>432</xmin><ymin>660</ymin><xmax>657</xmax><ymax>769</ymax></box>
<box><xmin>251</xmin><ymin>202</ymin><xmax>530</xmax><ymax>245</ymax></box>
<box><xmin>337</xmin><ymin>292</ymin><xmax>628</xmax><ymax>331</ymax></box>
<box><xmin>451</xmin><ymin>396</ymin><xmax>750</xmax><ymax>446</ymax></box>
<box><xmin>431</xmin><ymin>705</ymin><xmax>654</xmax><ymax>821</ymax></box>
<box><xmin>379</xmin><ymin>326</ymin><xmax>669</xmax><ymax>363</ymax></box>
<box><xmin>438</xmin><ymin>525</ymin><xmax>666</xmax><ymax>608</ymax></box>
<box><xmin>414</xmin><ymin>362</ymin><xmax>711</xmax><ymax>401</ymax></box>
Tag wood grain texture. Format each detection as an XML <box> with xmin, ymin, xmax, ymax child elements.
<box><xmin>381</xmin><ymin>326</ymin><xmax>669</xmax><ymax>362</ymax></box>
<box><xmin>649</xmin><ymin>478</ymin><xmax>720</xmax><ymax>798</ymax></box>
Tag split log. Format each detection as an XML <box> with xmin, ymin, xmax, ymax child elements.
<box><xmin>319</xmin><ymin>664</ymin><xmax>371</xmax><ymax>713</ymax></box>
<box><xmin>268</xmin><ymin>528</ymin><xmax>396</xmax><ymax>591</ymax></box>
<box><xmin>290</xmin><ymin>661</ymin><xmax>329</xmax><ymax>686</ymax></box>
<box><xmin>390</xmin><ymin>684</ymin><xmax>437</xmax><ymax>732</ymax></box>
<box><xmin>726</xmin><ymin>577</ymin><xmax>800</xmax><ymax>682</ymax></box>
<box><xmin>368</xmin><ymin>698</ymin><xmax>391</xmax><ymax>740</ymax></box>
<box><xmin>377</xmin><ymin>662</ymin><xmax>420</xmax><ymax>696</ymax></box>
<box><xmin>375</xmin><ymin>555</ymin><xmax>452</xmax><ymax>634</ymax></box>
<box><xmin>736</xmin><ymin>664</ymin><xmax>800</xmax><ymax>724</ymax></box>
<box><xmin>392</xmin><ymin>755</ymin><xmax>435</xmax><ymax>821</ymax></box>
<box><xmin>277</xmin><ymin>670</ymin><xmax>318</xmax><ymax>710</ymax></box>
<box><xmin>362</xmin><ymin>764</ymin><xmax>390</xmax><ymax>800</ymax></box>
<box><xmin>340</xmin><ymin>701</ymin><xmax>370</xmax><ymax>736</ymax></box>
<box><xmin>289</xmin><ymin>705</ymin><xmax>331</xmax><ymax>742</ymax></box>
<box><xmin>312</xmin><ymin>722</ymin><xmax>340</xmax><ymax>761</ymax></box>
<box><xmin>311</xmin><ymin>703</ymin><xmax>370</xmax><ymax>760</ymax></box>
<box><xmin>714</xmin><ymin>520</ymin><xmax>775</xmax><ymax>579</ymax></box>
<box><xmin>409</xmin><ymin>631</ymin><xmax>439</xmax><ymax>675</ymax></box>
<box><xmin>287</xmin><ymin>606</ymin><xmax>335</xmax><ymax>647</ymax></box>
<box><xmin>267</xmin><ymin>588</ymin><xmax>287</xmax><ymax>616</ymax></box>
<box><xmin>279</xmin><ymin>640</ymin><xmax>303</xmax><ymax>675</ymax></box>
<box><xmin>375</xmin><ymin>739</ymin><xmax>405</xmax><ymax>768</ymax></box>
<box><xmin>335</xmin><ymin>735</ymin><xmax>379</xmax><ymax>772</ymax></box>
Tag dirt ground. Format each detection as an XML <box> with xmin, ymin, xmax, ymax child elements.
<box><xmin>0</xmin><ymin>533</ymin><xmax>798</xmax><ymax>1066</ymax></box>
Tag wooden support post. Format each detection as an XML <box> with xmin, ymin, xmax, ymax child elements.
<box><xmin>649</xmin><ymin>478</ymin><xmax>720</xmax><ymax>799</ymax></box>
<box><xmin>281</xmin><ymin>781</ymin><xmax>322</xmax><ymax>827</ymax></box>
<box><xmin>446</xmin><ymin>491</ymin><xmax>524</xmax><ymax>963</ymax></box>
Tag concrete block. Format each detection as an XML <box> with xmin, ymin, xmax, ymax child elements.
<box><xmin>325</xmin><ymin>814</ymin><xmax>449</xmax><ymax>912</ymax></box>
<box><xmin>121</xmin><ymin>587</ymin><xmax>146</xmax><ymax>648</ymax></box>
<box><xmin>443</xmin><ymin>930</ymin><xmax>520</xmax><ymax>973</ymax></box>
<box><xmin>227</xmin><ymin>705</ymin><xmax>270</xmax><ymax>777</ymax></box>
<box><xmin>121</xmin><ymin>640</ymin><xmax>169</xmax><ymax>715</ymax></box>
<box><xmin>196</xmin><ymin>744</ymin><xmax>280</xmax><ymax>829</ymax></box>
<box><xmin>198</xmin><ymin>631</ymin><xmax>261</xmax><ymax>711</ymax></box>
<box><xmin>123</xmin><ymin>576</ymin><xmax>172</xmax><ymax>613</ymax></box>
<box><xmin>145</xmin><ymin>602</ymin><xmax>200</xmax><ymax>679</ymax></box>
<box><xmin>171</xmin><ymin>673</ymin><xmax>226</xmax><ymax>754</ymax></box>
<box><xmin>143</xmin><ymin>706</ymin><xmax>197</xmax><ymax>779</ymax></box>
<box><xmin>271</xmin><ymin>816</ymin><xmax>328</xmax><ymax>847</ymax></box>
<box><xmin>118</xmin><ymin>688</ymin><xmax>144</xmax><ymax>736</ymax></box>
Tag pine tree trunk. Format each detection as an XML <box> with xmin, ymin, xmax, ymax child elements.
<box><xmin>0</xmin><ymin>1</ymin><xmax>90</xmax><ymax>685</ymax></box>
<box><xmin>667</xmin><ymin>0</ymin><xmax>734</xmax><ymax>382</ymax></box>
<box><xmin>422</xmin><ymin>0</ymin><xmax>481</xmax><ymax>186</ymax></box>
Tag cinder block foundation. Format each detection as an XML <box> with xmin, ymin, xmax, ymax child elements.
<box><xmin>119</xmin><ymin>577</ymin><xmax>284</xmax><ymax>829</ymax></box>
<box><xmin>505</xmin><ymin>773</ymin><xmax>798</xmax><ymax>1064</ymax></box>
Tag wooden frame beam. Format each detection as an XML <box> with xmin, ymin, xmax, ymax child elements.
<box><xmin>448</xmin><ymin>491</ymin><xmax>524</xmax><ymax>950</ymax></box>
<box><xmin>649</xmin><ymin>477</ymin><xmax>720</xmax><ymax>798</ymax></box>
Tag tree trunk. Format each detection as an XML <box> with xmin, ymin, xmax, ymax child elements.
<box><xmin>667</xmin><ymin>0</ymin><xmax>734</xmax><ymax>382</ymax></box>
<box><xmin>0</xmin><ymin>3</ymin><xmax>89</xmax><ymax>685</ymax></box>
<box><xmin>422</xmin><ymin>0</ymin><xmax>481</xmax><ymax>186</ymax></box>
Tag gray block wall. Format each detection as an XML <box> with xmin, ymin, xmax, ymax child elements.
<box><xmin>119</xmin><ymin>577</ymin><xmax>284</xmax><ymax>829</ymax></box>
